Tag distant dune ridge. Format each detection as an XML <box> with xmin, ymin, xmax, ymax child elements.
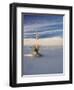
<box><xmin>23</xmin><ymin>37</ymin><xmax>63</xmax><ymax>47</ymax></box>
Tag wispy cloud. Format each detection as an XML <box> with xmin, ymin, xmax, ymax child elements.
<box><xmin>24</xmin><ymin>30</ymin><xmax>63</xmax><ymax>35</ymax></box>
<box><xmin>23</xmin><ymin>14</ymin><xmax>63</xmax><ymax>38</ymax></box>
<box><xmin>24</xmin><ymin>21</ymin><xmax>62</xmax><ymax>32</ymax></box>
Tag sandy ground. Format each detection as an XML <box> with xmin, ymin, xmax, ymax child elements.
<box><xmin>22</xmin><ymin>46</ymin><xmax>63</xmax><ymax>75</ymax></box>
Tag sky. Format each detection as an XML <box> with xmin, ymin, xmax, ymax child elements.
<box><xmin>23</xmin><ymin>14</ymin><xmax>63</xmax><ymax>38</ymax></box>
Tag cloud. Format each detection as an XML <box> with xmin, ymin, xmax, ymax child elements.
<box><xmin>23</xmin><ymin>15</ymin><xmax>63</xmax><ymax>38</ymax></box>
<box><xmin>24</xmin><ymin>29</ymin><xmax>63</xmax><ymax>38</ymax></box>
<box><xmin>24</xmin><ymin>30</ymin><xmax>63</xmax><ymax>35</ymax></box>
<box><xmin>23</xmin><ymin>21</ymin><xmax>63</xmax><ymax>33</ymax></box>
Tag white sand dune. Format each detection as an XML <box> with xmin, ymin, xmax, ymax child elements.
<box><xmin>23</xmin><ymin>37</ymin><xmax>63</xmax><ymax>47</ymax></box>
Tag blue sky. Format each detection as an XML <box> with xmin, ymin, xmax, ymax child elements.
<box><xmin>23</xmin><ymin>14</ymin><xmax>63</xmax><ymax>38</ymax></box>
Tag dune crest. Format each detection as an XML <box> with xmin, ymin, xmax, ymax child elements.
<box><xmin>23</xmin><ymin>37</ymin><xmax>63</xmax><ymax>47</ymax></box>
